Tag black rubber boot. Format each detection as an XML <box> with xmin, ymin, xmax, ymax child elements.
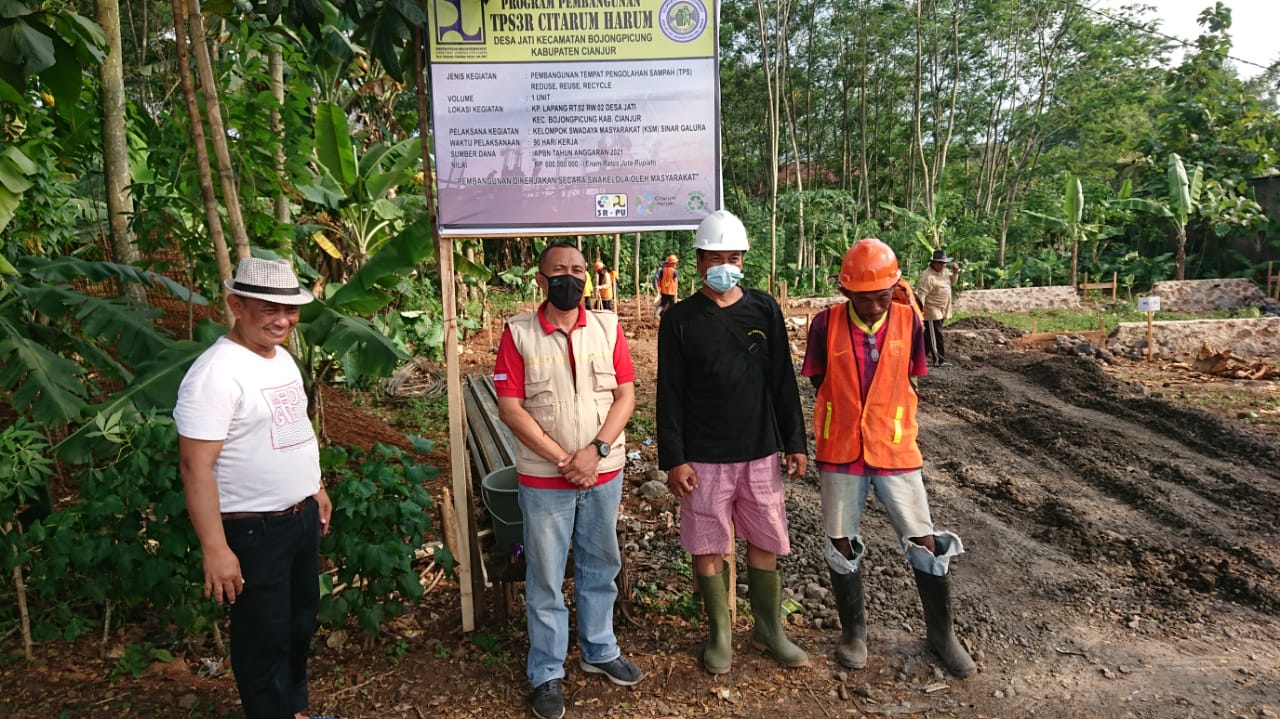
<box><xmin>829</xmin><ymin>567</ymin><xmax>868</xmax><ymax>669</ymax></box>
<box><xmin>912</xmin><ymin>569</ymin><xmax>976</xmax><ymax>677</ymax></box>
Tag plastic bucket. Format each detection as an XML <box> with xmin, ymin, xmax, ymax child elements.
<box><xmin>481</xmin><ymin>466</ymin><xmax>523</xmax><ymax>558</ymax></box>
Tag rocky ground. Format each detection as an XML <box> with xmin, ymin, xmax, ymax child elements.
<box><xmin>5</xmin><ymin>299</ymin><xmax>1280</xmax><ymax>719</ymax></box>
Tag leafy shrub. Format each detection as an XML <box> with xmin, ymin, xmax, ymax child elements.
<box><xmin>318</xmin><ymin>439</ymin><xmax>438</xmax><ymax>635</ymax></box>
<box><xmin>7</xmin><ymin>413</ymin><xmax>441</xmax><ymax>646</ymax></box>
<box><xmin>22</xmin><ymin>413</ymin><xmax>213</xmax><ymax>640</ymax></box>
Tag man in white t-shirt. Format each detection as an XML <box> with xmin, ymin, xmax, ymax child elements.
<box><xmin>175</xmin><ymin>256</ymin><xmax>334</xmax><ymax>719</ymax></box>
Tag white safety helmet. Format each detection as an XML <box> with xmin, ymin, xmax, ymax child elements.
<box><xmin>694</xmin><ymin>210</ymin><xmax>750</xmax><ymax>252</ymax></box>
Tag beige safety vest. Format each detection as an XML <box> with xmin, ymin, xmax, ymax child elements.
<box><xmin>507</xmin><ymin>309</ymin><xmax>627</xmax><ymax>478</ymax></box>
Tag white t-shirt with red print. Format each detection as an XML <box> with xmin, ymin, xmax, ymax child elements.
<box><xmin>175</xmin><ymin>336</ymin><xmax>321</xmax><ymax>513</ymax></box>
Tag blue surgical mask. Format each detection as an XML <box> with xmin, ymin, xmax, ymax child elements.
<box><xmin>704</xmin><ymin>263</ymin><xmax>743</xmax><ymax>293</ymax></box>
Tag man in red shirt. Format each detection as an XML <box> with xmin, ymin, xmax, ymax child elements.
<box><xmin>493</xmin><ymin>243</ymin><xmax>642</xmax><ymax>719</ymax></box>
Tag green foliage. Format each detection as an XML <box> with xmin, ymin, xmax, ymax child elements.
<box><xmin>634</xmin><ymin>580</ymin><xmax>700</xmax><ymax>622</ymax></box>
<box><xmin>471</xmin><ymin>630</ymin><xmax>515</xmax><ymax>671</ymax></box>
<box><xmin>0</xmin><ymin>256</ymin><xmax>210</xmax><ymax>437</ymax></box>
<box><xmin>385</xmin><ymin>394</ymin><xmax>450</xmax><ymax>443</ymax></box>
<box><xmin>109</xmin><ymin>644</ymin><xmax>173</xmax><ymax>683</ymax></box>
<box><xmin>317</xmin><ymin>441</ymin><xmax>437</xmax><ymax>636</ymax></box>
<box><xmin>20</xmin><ymin>413</ymin><xmax>216</xmax><ymax>640</ymax></box>
<box><xmin>300</xmin><ymin>100</ymin><xmax>423</xmax><ymax>267</ymax></box>
<box><xmin>0</xmin><ymin>419</ymin><xmax>54</xmax><ymax>575</ymax></box>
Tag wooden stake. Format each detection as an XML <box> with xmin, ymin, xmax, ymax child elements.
<box><xmin>1152</xmin><ymin>309</ymin><xmax>1162</xmax><ymax>360</ymax></box>
<box><xmin>439</xmin><ymin>234</ymin><xmax>476</xmax><ymax>632</ymax></box>
<box><xmin>440</xmin><ymin>485</ymin><xmax>460</xmax><ymax>564</ymax></box>
<box><xmin>13</xmin><ymin>557</ymin><xmax>31</xmax><ymax>662</ymax></box>
<box><xmin>726</xmin><ymin>525</ymin><xmax>737</xmax><ymax>623</ymax></box>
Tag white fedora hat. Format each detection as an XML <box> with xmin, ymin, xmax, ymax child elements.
<box><xmin>223</xmin><ymin>257</ymin><xmax>314</xmax><ymax>305</ymax></box>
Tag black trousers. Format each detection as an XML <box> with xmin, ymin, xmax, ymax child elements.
<box><xmin>225</xmin><ymin>497</ymin><xmax>321</xmax><ymax>719</ymax></box>
<box><xmin>924</xmin><ymin>319</ymin><xmax>946</xmax><ymax>362</ymax></box>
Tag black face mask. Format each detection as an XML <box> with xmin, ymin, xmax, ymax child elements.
<box><xmin>542</xmin><ymin>272</ymin><xmax>585</xmax><ymax>311</ymax></box>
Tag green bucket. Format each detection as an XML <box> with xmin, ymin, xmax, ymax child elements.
<box><xmin>481</xmin><ymin>466</ymin><xmax>523</xmax><ymax>558</ymax></box>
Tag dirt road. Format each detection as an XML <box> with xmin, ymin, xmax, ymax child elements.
<box><xmin>594</xmin><ymin>322</ymin><xmax>1280</xmax><ymax>719</ymax></box>
<box><xmin>903</xmin><ymin>352</ymin><xmax>1279</xmax><ymax>717</ymax></box>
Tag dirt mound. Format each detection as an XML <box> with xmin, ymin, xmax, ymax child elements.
<box><xmin>317</xmin><ymin>383</ymin><xmax>415</xmax><ymax>453</ymax></box>
<box><xmin>946</xmin><ymin>316</ymin><xmax>1021</xmax><ymax>334</ymax></box>
<box><xmin>921</xmin><ymin>352</ymin><xmax>1280</xmax><ymax>624</ymax></box>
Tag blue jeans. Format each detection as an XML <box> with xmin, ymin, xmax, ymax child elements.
<box><xmin>223</xmin><ymin>497</ymin><xmax>321</xmax><ymax>719</ymax></box>
<box><xmin>519</xmin><ymin>477</ymin><xmax>623</xmax><ymax>688</ymax></box>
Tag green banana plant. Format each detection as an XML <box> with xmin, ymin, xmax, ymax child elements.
<box><xmin>1022</xmin><ymin>175</ymin><xmax>1095</xmax><ymax>287</ymax></box>
<box><xmin>0</xmin><ymin>257</ymin><xmax>211</xmax><ymax>462</ymax></box>
<box><xmin>298</xmin><ymin>101</ymin><xmax>422</xmax><ymax>269</ymax></box>
<box><xmin>295</xmin><ymin>213</ymin><xmax>438</xmax><ymax>397</ymax></box>
<box><xmin>1110</xmin><ymin>153</ymin><xmax>1203</xmax><ymax>281</ymax></box>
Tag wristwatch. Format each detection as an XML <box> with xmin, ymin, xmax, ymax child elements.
<box><xmin>590</xmin><ymin>438</ymin><xmax>611</xmax><ymax>458</ymax></box>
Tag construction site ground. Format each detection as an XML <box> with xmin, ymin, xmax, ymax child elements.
<box><xmin>4</xmin><ymin>290</ymin><xmax>1279</xmax><ymax>719</ymax></box>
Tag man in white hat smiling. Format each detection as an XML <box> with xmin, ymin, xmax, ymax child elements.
<box><xmin>175</xmin><ymin>256</ymin><xmax>335</xmax><ymax>719</ymax></box>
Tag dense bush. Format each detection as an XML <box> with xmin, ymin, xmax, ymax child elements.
<box><xmin>0</xmin><ymin>415</ymin><xmax>439</xmax><ymax>645</ymax></box>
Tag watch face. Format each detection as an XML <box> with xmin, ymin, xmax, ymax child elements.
<box><xmin>595</xmin><ymin>440</ymin><xmax>610</xmax><ymax>457</ymax></box>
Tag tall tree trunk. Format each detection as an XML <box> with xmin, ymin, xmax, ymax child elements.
<box><xmin>269</xmin><ymin>33</ymin><xmax>289</xmax><ymax>225</ymax></box>
<box><xmin>172</xmin><ymin>0</ymin><xmax>233</xmax><ymax>323</ymax></box>
<box><xmin>186</xmin><ymin>0</ymin><xmax>249</xmax><ymax>260</ymax></box>
<box><xmin>911</xmin><ymin>0</ymin><xmax>927</xmax><ymax>215</ymax></box>
<box><xmin>1175</xmin><ymin>228</ymin><xmax>1187</xmax><ymax>281</ymax></box>
<box><xmin>784</xmin><ymin>69</ymin><xmax>806</xmax><ymax>274</ymax></box>
<box><xmin>97</xmin><ymin>0</ymin><xmax>142</xmax><ymax>301</ymax></box>
<box><xmin>612</xmin><ymin>232</ymin><xmax>621</xmax><ymax>297</ymax></box>
<box><xmin>756</xmin><ymin>0</ymin><xmax>792</xmax><ymax>293</ymax></box>
<box><xmin>858</xmin><ymin>11</ymin><xmax>871</xmax><ymax>218</ymax></box>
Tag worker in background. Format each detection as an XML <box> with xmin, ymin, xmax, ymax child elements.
<box><xmin>594</xmin><ymin>260</ymin><xmax>615</xmax><ymax>311</ymax></box>
<box><xmin>653</xmin><ymin>254</ymin><xmax>678</xmax><ymax>319</ymax></box>
<box><xmin>915</xmin><ymin>248</ymin><xmax>958</xmax><ymax>366</ymax></box>
<box><xmin>801</xmin><ymin>238</ymin><xmax>976</xmax><ymax>678</ymax></box>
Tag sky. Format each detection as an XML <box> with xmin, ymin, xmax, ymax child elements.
<box><xmin>1095</xmin><ymin>0</ymin><xmax>1278</xmax><ymax>79</ymax></box>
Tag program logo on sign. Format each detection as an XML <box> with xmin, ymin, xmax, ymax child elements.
<box><xmin>596</xmin><ymin>193</ymin><xmax>628</xmax><ymax>218</ymax></box>
<box><xmin>659</xmin><ymin>0</ymin><xmax>707</xmax><ymax>43</ymax></box>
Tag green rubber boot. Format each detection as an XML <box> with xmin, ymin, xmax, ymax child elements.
<box><xmin>696</xmin><ymin>571</ymin><xmax>733</xmax><ymax>674</ymax></box>
<box><xmin>747</xmin><ymin>567</ymin><xmax>810</xmax><ymax>668</ymax></box>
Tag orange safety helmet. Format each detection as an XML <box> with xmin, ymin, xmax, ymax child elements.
<box><xmin>594</xmin><ymin>260</ymin><xmax>605</xmax><ymax>270</ymax></box>
<box><xmin>666</xmin><ymin>254</ymin><xmax>678</xmax><ymax>264</ymax></box>
<box><xmin>839</xmin><ymin>238</ymin><xmax>901</xmax><ymax>292</ymax></box>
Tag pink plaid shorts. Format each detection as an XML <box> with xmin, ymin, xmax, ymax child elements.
<box><xmin>679</xmin><ymin>455</ymin><xmax>791</xmax><ymax>556</ymax></box>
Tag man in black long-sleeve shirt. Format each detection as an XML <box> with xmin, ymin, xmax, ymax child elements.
<box><xmin>657</xmin><ymin>210</ymin><xmax>810</xmax><ymax>675</ymax></box>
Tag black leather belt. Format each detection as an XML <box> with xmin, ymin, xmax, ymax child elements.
<box><xmin>221</xmin><ymin>497</ymin><xmax>309</xmax><ymax>520</ymax></box>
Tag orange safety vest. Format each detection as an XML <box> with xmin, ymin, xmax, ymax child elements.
<box><xmin>597</xmin><ymin>269</ymin><xmax>614</xmax><ymax>300</ymax></box>
<box><xmin>813</xmin><ymin>302</ymin><xmax>922</xmax><ymax>469</ymax></box>
<box><xmin>658</xmin><ymin>265</ymin><xmax>677</xmax><ymax>295</ymax></box>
